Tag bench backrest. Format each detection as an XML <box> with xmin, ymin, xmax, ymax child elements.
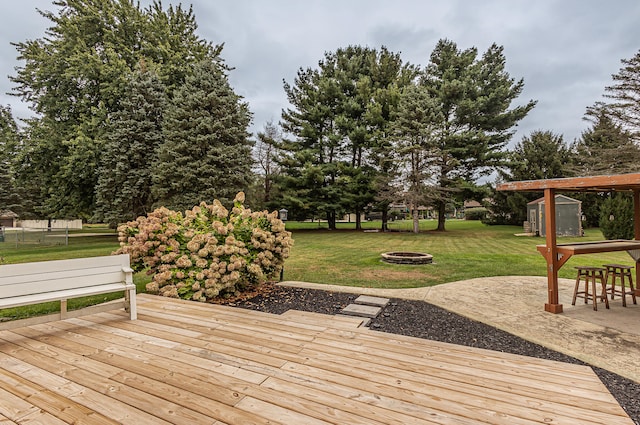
<box><xmin>0</xmin><ymin>254</ymin><xmax>131</xmax><ymax>299</ymax></box>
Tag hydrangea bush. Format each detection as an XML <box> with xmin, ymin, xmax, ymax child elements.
<box><xmin>115</xmin><ymin>193</ymin><xmax>293</xmax><ymax>302</ymax></box>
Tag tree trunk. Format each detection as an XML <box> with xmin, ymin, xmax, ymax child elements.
<box><xmin>355</xmin><ymin>208</ymin><xmax>362</xmax><ymax>230</ymax></box>
<box><xmin>437</xmin><ymin>200</ymin><xmax>447</xmax><ymax>231</ymax></box>
<box><xmin>412</xmin><ymin>208</ymin><xmax>420</xmax><ymax>234</ymax></box>
<box><xmin>327</xmin><ymin>211</ymin><xmax>336</xmax><ymax>230</ymax></box>
<box><xmin>381</xmin><ymin>208</ymin><xmax>389</xmax><ymax>231</ymax></box>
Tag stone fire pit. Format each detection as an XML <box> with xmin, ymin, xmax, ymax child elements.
<box><xmin>381</xmin><ymin>252</ymin><xmax>433</xmax><ymax>265</ymax></box>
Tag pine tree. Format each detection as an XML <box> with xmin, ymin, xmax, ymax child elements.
<box><xmin>602</xmin><ymin>49</ymin><xmax>640</xmax><ymax>141</ymax></box>
<box><xmin>280</xmin><ymin>46</ymin><xmax>415</xmax><ymax>229</ymax></box>
<box><xmin>95</xmin><ymin>64</ymin><xmax>166</xmax><ymax>227</ymax></box>
<box><xmin>421</xmin><ymin>40</ymin><xmax>536</xmax><ymax>231</ymax></box>
<box><xmin>576</xmin><ymin>104</ymin><xmax>640</xmax><ymax>175</ymax></box>
<box><xmin>152</xmin><ymin>60</ymin><xmax>253</xmax><ymax>211</ymax></box>
<box><xmin>568</xmin><ymin>107</ymin><xmax>639</xmax><ymax>227</ymax></box>
<box><xmin>489</xmin><ymin>130</ymin><xmax>571</xmax><ymax>225</ymax></box>
<box><xmin>0</xmin><ymin>106</ymin><xmax>22</xmax><ymax>214</ymax></box>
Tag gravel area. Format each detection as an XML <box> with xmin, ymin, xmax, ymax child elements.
<box><xmin>231</xmin><ymin>284</ymin><xmax>640</xmax><ymax>424</ymax></box>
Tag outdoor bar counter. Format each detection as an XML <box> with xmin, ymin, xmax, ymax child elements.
<box><xmin>499</xmin><ymin>172</ymin><xmax>640</xmax><ymax>313</ymax></box>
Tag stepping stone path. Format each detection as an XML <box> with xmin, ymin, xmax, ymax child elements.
<box><xmin>338</xmin><ymin>295</ymin><xmax>390</xmax><ymax>327</ymax></box>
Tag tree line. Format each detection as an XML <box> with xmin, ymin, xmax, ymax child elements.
<box><xmin>1</xmin><ymin>0</ymin><xmax>639</xmax><ymax>232</ymax></box>
<box><xmin>1</xmin><ymin>0</ymin><xmax>252</xmax><ymax>227</ymax></box>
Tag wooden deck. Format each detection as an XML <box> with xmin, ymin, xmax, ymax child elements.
<box><xmin>0</xmin><ymin>293</ymin><xmax>633</xmax><ymax>424</ymax></box>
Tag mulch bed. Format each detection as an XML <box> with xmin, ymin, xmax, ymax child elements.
<box><xmin>227</xmin><ymin>283</ymin><xmax>640</xmax><ymax>424</ymax></box>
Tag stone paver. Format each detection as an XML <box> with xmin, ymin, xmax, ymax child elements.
<box><xmin>354</xmin><ymin>295</ymin><xmax>390</xmax><ymax>307</ymax></box>
<box><xmin>341</xmin><ymin>303</ymin><xmax>382</xmax><ymax>318</ymax></box>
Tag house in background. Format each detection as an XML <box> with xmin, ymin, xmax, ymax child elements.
<box><xmin>526</xmin><ymin>195</ymin><xmax>582</xmax><ymax>237</ymax></box>
<box><xmin>0</xmin><ymin>210</ymin><xmax>18</xmax><ymax>228</ymax></box>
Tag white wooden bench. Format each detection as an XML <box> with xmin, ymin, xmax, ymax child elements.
<box><xmin>0</xmin><ymin>254</ymin><xmax>137</xmax><ymax>330</ymax></box>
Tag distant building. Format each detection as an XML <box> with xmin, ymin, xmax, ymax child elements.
<box><xmin>0</xmin><ymin>210</ymin><xmax>18</xmax><ymax>228</ymax></box>
<box><xmin>463</xmin><ymin>200</ymin><xmax>482</xmax><ymax>209</ymax></box>
<box><xmin>526</xmin><ymin>195</ymin><xmax>582</xmax><ymax>237</ymax></box>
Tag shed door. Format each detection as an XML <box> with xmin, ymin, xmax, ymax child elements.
<box><xmin>529</xmin><ymin>209</ymin><xmax>537</xmax><ymax>233</ymax></box>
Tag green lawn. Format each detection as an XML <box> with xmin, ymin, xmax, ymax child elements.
<box><xmin>1</xmin><ymin>220</ymin><xmax>633</xmax><ymax>294</ymax></box>
<box><xmin>281</xmin><ymin>220</ymin><xmax>633</xmax><ymax>288</ymax></box>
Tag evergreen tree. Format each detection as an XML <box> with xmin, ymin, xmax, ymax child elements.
<box><xmin>152</xmin><ymin>60</ymin><xmax>253</xmax><ymax>211</ymax></box>
<box><xmin>10</xmin><ymin>0</ymin><xmax>218</xmax><ymax>219</ymax></box>
<box><xmin>280</xmin><ymin>46</ymin><xmax>415</xmax><ymax>229</ymax></box>
<box><xmin>600</xmin><ymin>49</ymin><xmax>640</xmax><ymax>141</ymax></box>
<box><xmin>95</xmin><ymin>64</ymin><xmax>166</xmax><ymax>227</ymax></box>
<box><xmin>489</xmin><ymin>130</ymin><xmax>571</xmax><ymax>225</ymax></box>
<box><xmin>510</xmin><ymin>131</ymin><xmax>571</xmax><ymax>181</ymax></box>
<box><xmin>599</xmin><ymin>193</ymin><xmax>634</xmax><ymax>240</ymax></box>
<box><xmin>280</xmin><ymin>64</ymin><xmax>341</xmax><ymax>226</ymax></box>
<box><xmin>421</xmin><ymin>39</ymin><xmax>536</xmax><ymax>230</ymax></box>
<box><xmin>569</xmin><ymin>107</ymin><xmax>639</xmax><ymax>227</ymax></box>
<box><xmin>575</xmin><ymin>104</ymin><xmax>640</xmax><ymax>175</ymax></box>
<box><xmin>0</xmin><ymin>106</ymin><xmax>22</xmax><ymax>214</ymax></box>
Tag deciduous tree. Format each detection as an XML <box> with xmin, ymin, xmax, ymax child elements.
<box><xmin>392</xmin><ymin>85</ymin><xmax>441</xmax><ymax>233</ymax></box>
<box><xmin>10</xmin><ymin>0</ymin><xmax>218</xmax><ymax>218</ymax></box>
<box><xmin>253</xmin><ymin>120</ymin><xmax>282</xmax><ymax>210</ymax></box>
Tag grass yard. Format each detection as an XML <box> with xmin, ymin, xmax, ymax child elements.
<box><xmin>281</xmin><ymin>220</ymin><xmax>634</xmax><ymax>288</ymax></box>
<box><xmin>0</xmin><ymin>220</ymin><xmax>634</xmax><ymax>295</ymax></box>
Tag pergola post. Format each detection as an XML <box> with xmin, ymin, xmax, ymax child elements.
<box><xmin>543</xmin><ymin>188</ymin><xmax>563</xmax><ymax>313</ymax></box>
<box><xmin>634</xmin><ymin>189</ymin><xmax>640</xmax><ymax>296</ymax></box>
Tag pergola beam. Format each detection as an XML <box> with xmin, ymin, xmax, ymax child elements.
<box><xmin>498</xmin><ymin>173</ymin><xmax>640</xmax><ymax>193</ymax></box>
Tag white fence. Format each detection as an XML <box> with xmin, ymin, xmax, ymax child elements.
<box><xmin>17</xmin><ymin>219</ymin><xmax>83</xmax><ymax>230</ymax></box>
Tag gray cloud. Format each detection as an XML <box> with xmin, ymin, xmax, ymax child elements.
<box><xmin>1</xmin><ymin>0</ymin><xmax>639</xmax><ymax>147</ymax></box>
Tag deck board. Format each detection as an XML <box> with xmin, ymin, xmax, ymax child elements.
<box><xmin>0</xmin><ymin>293</ymin><xmax>633</xmax><ymax>424</ymax></box>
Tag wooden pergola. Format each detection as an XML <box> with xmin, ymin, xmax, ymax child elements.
<box><xmin>498</xmin><ymin>172</ymin><xmax>640</xmax><ymax>313</ymax></box>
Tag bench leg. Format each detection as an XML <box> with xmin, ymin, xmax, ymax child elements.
<box><xmin>126</xmin><ymin>288</ymin><xmax>137</xmax><ymax>320</ymax></box>
<box><xmin>60</xmin><ymin>299</ymin><xmax>68</xmax><ymax>319</ymax></box>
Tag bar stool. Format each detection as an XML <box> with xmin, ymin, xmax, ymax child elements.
<box><xmin>602</xmin><ymin>264</ymin><xmax>637</xmax><ymax>307</ymax></box>
<box><xmin>572</xmin><ymin>266</ymin><xmax>609</xmax><ymax>311</ymax></box>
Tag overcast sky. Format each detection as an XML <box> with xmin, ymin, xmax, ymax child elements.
<box><xmin>1</xmin><ymin>0</ymin><xmax>639</xmax><ymax>147</ymax></box>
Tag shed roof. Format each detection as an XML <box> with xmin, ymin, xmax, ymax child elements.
<box><xmin>0</xmin><ymin>209</ymin><xmax>18</xmax><ymax>218</ymax></box>
<box><xmin>527</xmin><ymin>194</ymin><xmax>580</xmax><ymax>206</ymax></box>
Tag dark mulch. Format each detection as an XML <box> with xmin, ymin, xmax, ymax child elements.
<box><xmin>230</xmin><ymin>284</ymin><xmax>640</xmax><ymax>424</ymax></box>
